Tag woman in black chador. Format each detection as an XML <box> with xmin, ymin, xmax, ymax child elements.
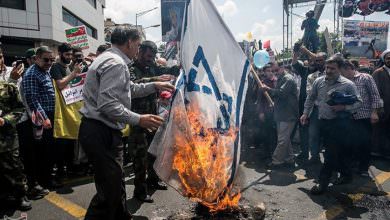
<box><xmin>301</xmin><ymin>10</ymin><xmax>320</xmax><ymax>52</ymax></box>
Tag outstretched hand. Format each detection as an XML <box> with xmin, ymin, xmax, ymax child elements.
<box><xmin>154</xmin><ymin>82</ymin><xmax>175</xmax><ymax>92</ymax></box>
<box><xmin>139</xmin><ymin>114</ymin><xmax>164</xmax><ymax>131</ymax></box>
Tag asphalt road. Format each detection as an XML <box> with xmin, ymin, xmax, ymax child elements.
<box><xmin>1</xmin><ymin>144</ymin><xmax>389</xmax><ymax>220</ymax></box>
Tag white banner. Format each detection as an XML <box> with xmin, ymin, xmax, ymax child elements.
<box><xmin>150</xmin><ymin>0</ymin><xmax>249</xmax><ymax>208</ymax></box>
<box><xmin>60</xmin><ymin>73</ymin><xmax>86</xmax><ymax>105</ymax></box>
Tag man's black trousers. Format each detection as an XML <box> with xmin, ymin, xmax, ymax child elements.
<box><xmin>79</xmin><ymin>118</ymin><xmax>131</xmax><ymax>220</ymax></box>
<box><xmin>318</xmin><ymin>118</ymin><xmax>352</xmax><ymax>185</ymax></box>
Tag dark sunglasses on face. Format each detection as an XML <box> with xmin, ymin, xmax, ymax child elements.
<box><xmin>41</xmin><ymin>57</ymin><xmax>55</xmax><ymax>63</ymax></box>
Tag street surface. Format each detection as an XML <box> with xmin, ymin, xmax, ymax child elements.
<box><xmin>1</xmin><ymin>144</ymin><xmax>389</xmax><ymax>220</ymax></box>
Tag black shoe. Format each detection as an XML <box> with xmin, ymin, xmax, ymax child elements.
<box><xmin>134</xmin><ymin>194</ymin><xmax>154</xmax><ymax>203</ymax></box>
<box><xmin>266</xmin><ymin>162</ymin><xmax>284</xmax><ymax>169</ymax></box>
<box><xmin>284</xmin><ymin>161</ymin><xmax>296</xmax><ymax>169</ymax></box>
<box><xmin>310</xmin><ymin>184</ymin><xmax>328</xmax><ymax>195</ymax></box>
<box><xmin>333</xmin><ymin>176</ymin><xmax>353</xmax><ymax>185</ymax></box>
<box><xmin>148</xmin><ymin>181</ymin><xmax>168</xmax><ymax>190</ymax></box>
<box><xmin>16</xmin><ymin>196</ymin><xmax>32</xmax><ymax>211</ymax></box>
<box><xmin>308</xmin><ymin>156</ymin><xmax>321</xmax><ymax>164</ymax></box>
<box><xmin>28</xmin><ymin>184</ymin><xmax>49</xmax><ymax>200</ymax></box>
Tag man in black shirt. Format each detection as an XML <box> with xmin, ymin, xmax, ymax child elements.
<box><xmin>50</xmin><ymin>43</ymin><xmax>82</xmax><ymax>90</ymax></box>
<box><xmin>49</xmin><ymin>43</ymin><xmax>82</xmax><ymax>185</ymax></box>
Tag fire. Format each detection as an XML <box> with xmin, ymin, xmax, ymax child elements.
<box><xmin>172</xmin><ymin>107</ymin><xmax>241</xmax><ymax>212</ymax></box>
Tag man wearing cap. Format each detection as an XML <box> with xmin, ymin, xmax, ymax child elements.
<box><xmin>25</xmin><ymin>48</ymin><xmax>36</xmax><ymax>69</ymax></box>
<box><xmin>128</xmin><ymin>40</ymin><xmax>180</xmax><ymax>203</ymax></box>
<box><xmin>372</xmin><ymin>49</ymin><xmax>390</xmax><ymax>158</ymax></box>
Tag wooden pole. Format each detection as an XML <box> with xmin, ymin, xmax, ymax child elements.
<box><xmin>249</xmin><ymin>65</ymin><xmax>274</xmax><ymax>108</ymax></box>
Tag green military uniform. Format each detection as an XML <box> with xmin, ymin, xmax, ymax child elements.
<box><xmin>0</xmin><ymin>81</ymin><xmax>27</xmax><ymax>199</ymax></box>
<box><xmin>128</xmin><ymin>60</ymin><xmax>179</xmax><ymax>197</ymax></box>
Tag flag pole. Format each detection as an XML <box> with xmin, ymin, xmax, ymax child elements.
<box><xmin>249</xmin><ymin>65</ymin><xmax>274</xmax><ymax>108</ymax></box>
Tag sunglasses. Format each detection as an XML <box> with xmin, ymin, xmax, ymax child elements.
<box><xmin>41</xmin><ymin>57</ymin><xmax>55</xmax><ymax>63</ymax></box>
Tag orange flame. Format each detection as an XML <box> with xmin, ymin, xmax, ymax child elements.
<box><xmin>172</xmin><ymin>107</ymin><xmax>241</xmax><ymax>212</ymax></box>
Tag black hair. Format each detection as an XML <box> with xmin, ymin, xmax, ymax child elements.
<box><xmin>58</xmin><ymin>43</ymin><xmax>72</xmax><ymax>53</ymax></box>
<box><xmin>325</xmin><ymin>55</ymin><xmax>345</xmax><ymax>68</ymax></box>
<box><xmin>72</xmin><ymin>46</ymin><xmax>82</xmax><ymax>54</ymax></box>
<box><xmin>350</xmin><ymin>60</ymin><xmax>359</xmax><ymax>69</ymax></box>
<box><xmin>36</xmin><ymin>46</ymin><xmax>52</xmax><ymax>56</ymax></box>
<box><xmin>262</xmin><ymin>64</ymin><xmax>272</xmax><ymax>71</ymax></box>
<box><xmin>139</xmin><ymin>40</ymin><xmax>157</xmax><ymax>54</ymax></box>
<box><xmin>97</xmin><ymin>44</ymin><xmax>109</xmax><ymax>53</ymax></box>
<box><xmin>343</xmin><ymin>60</ymin><xmax>356</xmax><ymax>70</ymax></box>
<box><xmin>317</xmin><ymin>52</ymin><xmax>328</xmax><ymax>60</ymax></box>
<box><xmin>110</xmin><ymin>26</ymin><xmax>141</xmax><ymax>46</ymax></box>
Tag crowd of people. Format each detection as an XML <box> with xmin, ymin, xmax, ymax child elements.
<box><xmin>0</xmin><ymin>26</ymin><xmax>176</xmax><ymax>218</ymax></box>
<box><xmin>0</xmin><ymin>24</ymin><xmax>390</xmax><ymax>219</ymax></box>
<box><xmin>244</xmin><ymin>43</ymin><xmax>390</xmax><ymax>195</ymax></box>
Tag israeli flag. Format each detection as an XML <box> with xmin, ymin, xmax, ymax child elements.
<box><xmin>150</xmin><ymin>0</ymin><xmax>250</xmax><ymax>203</ymax></box>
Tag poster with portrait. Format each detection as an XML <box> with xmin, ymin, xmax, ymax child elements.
<box><xmin>343</xmin><ymin>20</ymin><xmax>389</xmax><ymax>59</ymax></box>
<box><xmin>161</xmin><ymin>0</ymin><xmax>188</xmax><ymax>42</ymax></box>
<box><xmin>161</xmin><ymin>0</ymin><xmax>189</xmax><ymax>60</ymax></box>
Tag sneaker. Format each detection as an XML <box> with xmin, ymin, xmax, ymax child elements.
<box><xmin>28</xmin><ymin>184</ymin><xmax>49</xmax><ymax>200</ymax></box>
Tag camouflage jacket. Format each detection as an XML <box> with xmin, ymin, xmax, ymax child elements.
<box><xmin>0</xmin><ymin>81</ymin><xmax>24</xmax><ymax>153</ymax></box>
<box><xmin>129</xmin><ymin>61</ymin><xmax>180</xmax><ymax>115</ymax></box>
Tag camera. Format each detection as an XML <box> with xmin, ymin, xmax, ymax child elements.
<box><xmin>15</xmin><ymin>60</ymin><xmax>24</xmax><ymax>66</ymax></box>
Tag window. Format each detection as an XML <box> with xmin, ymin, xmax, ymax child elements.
<box><xmin>62</xmin><ymin>7</ymin><xmax>98</xmax><ymax>39</ymax></box>
<box><xmin>86</xmin><ymin>0</ymin><xmax>96</xmax><ymax>8</ymax></box>
<box><xmin>0</xmin><ymin>0</ymin><xmax>26</xmax><ymax>10</ymax></box>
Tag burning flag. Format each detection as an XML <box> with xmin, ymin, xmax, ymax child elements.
<box><xmin>149</xmin><ymin>0</ymin><xmax>250</xmax><ymax>212</ymax></box>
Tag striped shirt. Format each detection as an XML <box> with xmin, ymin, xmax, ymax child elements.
<box><xmin>351</xmin><ymin>72</ymin><xmax>382</xmax><ymax>120</ymax></box>
<box><xmin>22</xmin><ymin>64</ymin><xmax>55</xmax><ymax>120</ymax></box>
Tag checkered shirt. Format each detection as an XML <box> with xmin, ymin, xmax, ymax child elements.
<box><xmin>352</xmin><ymin>72</ymin><xmax>382</xmax><ymax>120</ymax></box>
<box><xmin>22</xmin><ymin>64</ymin><xmax>55</xmax><ymax>120</ymax></box>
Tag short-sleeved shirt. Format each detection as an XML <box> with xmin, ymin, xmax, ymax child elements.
<box><xmin>50</xmin><ymin>62</ymin><xmax>71</xmax><ymax>80</ymax></box>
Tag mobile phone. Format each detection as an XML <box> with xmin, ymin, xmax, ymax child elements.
<box><xmin>15</xmin><ymin>60</ymin><xmax>23</xmax><ymax>66</ymax></box>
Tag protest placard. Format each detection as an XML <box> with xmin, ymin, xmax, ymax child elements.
<box><xmin>65</xmin><ymin>26</ymin><xmax>89</xmax><ymax>50</ymax></box>
<box><xmin>60</xmin><ymin>73</ymin><xmax>86</xmax><ymax>105</ymax></box>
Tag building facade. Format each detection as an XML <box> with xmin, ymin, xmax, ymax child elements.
<box><xmin>0</xmin><ymin>0</ymin><xmax>105</xmax><ymax>64</ymax></box>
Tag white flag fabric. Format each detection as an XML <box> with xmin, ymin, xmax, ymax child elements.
<box><xmin>149</xmin><ymin>0</ymin><xmax>250</xmax><ymax>205</ymax></box>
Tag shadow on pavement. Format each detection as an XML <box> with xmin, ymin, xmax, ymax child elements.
<box><xmin>261</xmin><ymin>171</ymin><xmax>308</xmax><ymax>186</ymax></box>
<box><xmin>298</xmin><ymin>187</ymin><xmax>369</xmax><ymax>220</ymax></box>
